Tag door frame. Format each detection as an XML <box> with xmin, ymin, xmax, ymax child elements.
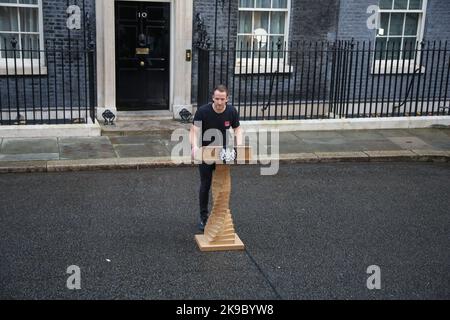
<box><xmin>96</xmin><ymin>0</ymin><xmax>193</xmax><ymax>119</ymax></box>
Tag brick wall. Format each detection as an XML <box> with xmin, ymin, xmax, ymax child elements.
<box><xmin>0</xmin><ymin>0</ymin><xmax>96</xmax><ymax>123</ymax></box>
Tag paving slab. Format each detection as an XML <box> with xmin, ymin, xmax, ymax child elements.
<box><xmin>387</xmin><ymin>136</ymin><xmax>434</xmax><ymax>150</ymax></box>
<box><xmin>294</xmin><ymin>140</ymin><xmax>368</xmax><ymax>153</ymax></box>
<box><xmin>109</xmin><ymin>136</ymin><xmax>155</xmax><ymax>145</ymax></box>
<box><xmin>377</xmin><ymin>129</ymin><xmax>415</xmax><ymax>138</ymax></box>
<box><xmin>113</xmin><ymin>143</ymin><xmax>171</xmax><ymax>158</ymax></box>
<box><xmin>420</xmin><ymin>140</ymin><xmax>450</xmax><ymax>151</ymax></box>
<box><xmin>0</xmin><ymin>153</ymin><xmax>59</xmax><ymax>162</ymax></box>
<box><xmin>114</xmin><ymin>144</ymin><xmax>158</xmax><ymax>158</ymax></box>
<box><xmin>339</xmin><ymin>130</ymin><xmax>385</xmax><ymax>141</ymax></box>
<box><xmin>278</xmin><ymin>132</ymin><xmax>303</xmax><ymax>143</ymax></box>
<box><xmin>108</xmin><ymin>132</ymin><xmax>173</xmax><ymax>145</ymax></box>
<box><xmin>406</xmin><ymin>128</ymin><xmax>450</xmax><ymax>140</ymax></box>
<box><xmin>438</xmin><ymin>129</ymin><xmax>450</xmax><ymax>138</ymax></box>
<box><xmin>292</xmin><ymin>131</ymin><xmax>345</xmax><ymax>139</ymax></box>
<box><xmin>58</xmin><ymin>137</ymin><xmax>117</xmax><ymax>160</ymax></box>
<box><xmin>351</xmin><ymin>139</ymin><xmax>402</xmax><ymax>151</ymax></box>
<box><xmin>1</xmin><ymin>138</ymin><xmax>59</xmax><ymax>154</ymax></box>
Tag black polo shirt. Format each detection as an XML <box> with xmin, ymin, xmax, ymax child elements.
<box><xmin>193</xmin><ymin>103</ymin><xmax>240</xmax><ymax>147</ymax></box>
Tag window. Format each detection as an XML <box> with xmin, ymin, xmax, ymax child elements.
<box><xmin>0</xmin><ymin>0</ymin><xmax>44</xmax><ymax>74</ymax></box>
<box><xmin>376</xmin><ymin>0</ymin><xmax>427</xmax><ymax>60</ymax></box>
<box><xmin>237</xmin><ymin>0</ymin><xmax>291</xmax><ymax>73</ymax></box>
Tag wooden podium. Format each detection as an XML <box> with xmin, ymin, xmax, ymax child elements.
<box><xmin>195</xmin><ymin>146</ymin><xmax>253</xmax><ymax>252</ymax></box>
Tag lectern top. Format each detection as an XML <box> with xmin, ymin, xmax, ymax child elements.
<box><xmin>200</xmin><ymin>146</ymin><xmax>253</xmax><ymax>164</ymax></box>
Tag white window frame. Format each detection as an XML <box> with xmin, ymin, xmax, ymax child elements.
<box><xmin>0</xmin><ymin>0</ymin><xmax>46</xmax><ymax>75</ymax></box>
<box><xmin>236</xmin><ymin>0</ymin><xmax>292</xmax><ymax>74</ymax></box>
<box><xmin>373</xmin><ymin>0</ymin><xmax>427</xmax><ymax>74</ymax></box>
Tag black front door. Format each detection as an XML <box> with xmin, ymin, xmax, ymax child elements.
<box><xmin>115</xmin><ymin>1</ymin><xmax>170</xmax><ymax>111</ymax></box>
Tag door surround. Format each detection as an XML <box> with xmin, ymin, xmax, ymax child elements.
<box><xmin>96</xmin><ymin>0</ymin><xmax>193</xmax><ymax>120</ymax></box>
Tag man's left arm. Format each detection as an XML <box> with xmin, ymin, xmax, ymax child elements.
<box><xmin>234</xmin><ymin>126</ymin><xmax>243</xmax><ymax>146</ymax></box>
<box><xmin>232</xmin><ymin>107</ymin><xmax>243</xmax><ymax>146</ymax></box>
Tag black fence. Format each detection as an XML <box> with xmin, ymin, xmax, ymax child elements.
<box><xmin>198</xmin><ymin>40</ymin><xmax>450</xmax><ymax>121</ymax></box>
<box><xmin>0</xmin><ymin>39</ymin><xmax>96</xmax><ymax>125</ymax></box>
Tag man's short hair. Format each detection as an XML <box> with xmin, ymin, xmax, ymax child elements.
<box><xmin>213</xmin><ymin>85</ymin><xmax>229</xmax><ymax>97</ymax></box>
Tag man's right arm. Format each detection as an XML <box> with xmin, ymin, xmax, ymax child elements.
<box><xmin>190</xmin><ymin>124</ymin><xmax>200</xmax><ymax>150</ymax></box>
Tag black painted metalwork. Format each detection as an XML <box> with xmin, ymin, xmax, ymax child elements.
<box><xmin>102</xmin><ymin>110</ymin><xmax>116</xmax><ymax>125</ymax></box>
<box><xmin>198</xmin><ymin>39</ymin><xmax>450</xmax><ymax>120</ymax></box>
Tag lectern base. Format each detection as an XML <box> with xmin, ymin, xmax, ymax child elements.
<box><xmin>195</xmin><ymin>234</ymin><xmax>245</xmax><ymax>252</ymax></box>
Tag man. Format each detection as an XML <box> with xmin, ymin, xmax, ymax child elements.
<box><xmin>190</xmin><ymin>85</ymin><xmax>243</xmax><ymax>232</ymax></box>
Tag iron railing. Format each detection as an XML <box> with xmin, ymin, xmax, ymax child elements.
<box><xmin>0</xmin><ymin>39</ymin><xmax>96</xmax><ymax>125</ymax></box>
<box><xmin>198</xmin><ymin>40</ymin><xmax>450</xmax><ymax>120</ymax></box>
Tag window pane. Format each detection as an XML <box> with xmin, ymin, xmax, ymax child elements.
<box><xmin>237</xmin><ymin>35</ymin><xmax>252</xmax><ymax>50</ymax></box>
<box><xmin>253</xmin><ymin>34</ymin><xmax>269</xmax><ymax>51</ymax></box>
<box><xmin>21</xmin><ymin>34</ymin><xmax>39</xmax><ymax>58</ymax></box>
<box><xmin>20</xmin><ymin>8</ymin><xmax>39</xmax><ymax>32</ymax></box>
<box><xmin>19</xmin><ymin>0</ymin><xmax>39</xmax><ymax>4</ymax></box>
<box><xmin>375</xmin><ymin>37</ymin><xmax>387</xmax><ymax>59</ymax></box>
<box><xmin>0</xmin><ymin>7</ymin><xmax>19</xmax><ymax>32</ymax></box>
<box><xmin>253</xmin><ymin>36</ymin><xmax>268</xmax><ymax>59</ymax></box>
<box><xmin>255</xmin><ymin>0</ymin><xmax>270</xmax><ymax>8</ymax></box>
<box><xmin>409</xmin><ymin>0</ymin><xmax>423</xmax><ymax>10</ymax></box>
<box><xmin>380</xmin><ymin>13</ymin><xmax>389</xmax><ymax>34</ymax></box>
<box><xmin>379</xmin><ymin>0</ymin><xmax>393</xmax><ymax>10</ymax></box>
<box><xmin>386</xmin><ymin>38</ymin><xmax>401</xmax><ymax>59</ymax></box>
<box><xmin>238</xmin><ymin>11</ymin><xmax>252</xmax><ymax>33</ymax></box>
<box><xmin>0</xmin><ymin>0</ymin><xmax>19</xmax><ymax>3</ymax></box>
<box><xmin>254</xmin><ymin>11</ymin><xmax>269</xmax><ymax>32</ymax></box>
<box><xmin>239</xmin><ymin>0</ymin><xmax>253</xmax><ymax>8</ymax></box>
<box><xmin>402</xmin><ymin>37</ymin><xmax>417</xmax><ymax>59</ymax></box>
<box><xmin>0</xmin><ymin>33</ymin><xmax>20</xmax><ymax>59</ymax></box>
<box><xmin>394</xmin><ymin>0</ymin><xmax>408</xmax><ymax>9</ymax></box>
<box><xmin>272</xmin><ymin>0</ymin><xmax>287</xmax><ymax>9</ymax></box>
<box><xmin>237</xmin><ymin>35</ymin><xmax>253</xmax><ymax>64</ymax></box>
<box><xmin>270</xmin><ymin>12</ymin><xmax>285</xmax><ymax>34</ymax></box>
<box><xmin>404</xmin><ymin>13</ymin><xmax>419</xmax><ymax>36</ymax></box>
<box><xmin>389</xmin><ymin>13</ymin><xmax>404</xmax><ymax>35</ymax></box>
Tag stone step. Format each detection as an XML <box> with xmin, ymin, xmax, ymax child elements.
<box><xmin>100</xmin><ymin>119</ymin><xmax>191</xmax><ymax>137</ymax></box>
<box><xmin>116</xmin><ymin>111</ymin><xmax>174</xmax><ymax>121</ymax></box>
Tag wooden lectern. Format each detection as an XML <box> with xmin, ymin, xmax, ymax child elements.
<box><xmin>195</xmin><ymin>146</ymin><xmax>253</xmax><ymax>252</ymax></box>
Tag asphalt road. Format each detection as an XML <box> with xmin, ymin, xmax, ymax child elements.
<box><xmin>0</xmin><ymin>162</ymin><xmax>449</xmax><ymax>300</ymax></box>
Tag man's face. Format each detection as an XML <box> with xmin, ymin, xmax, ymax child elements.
<box><xmin>212</xmin><ymin>90</ymin><xmax>228</xmax><ymax>111</ymax></box>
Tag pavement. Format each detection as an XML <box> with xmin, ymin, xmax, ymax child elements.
<box><xmin>0</xmin><ymin>120</ymin><xmax>450</xmax><ymax>173</ymax></box>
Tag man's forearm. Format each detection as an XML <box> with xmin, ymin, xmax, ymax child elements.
<box><xmin>190</xmin><ymin>126</ymin><xmax>200</xmax><ymax>149</ymax></box>
<box><xmin>234</xmin><ymin>127</ymin><xmax>243</xmax><ymax>146</ymax></box>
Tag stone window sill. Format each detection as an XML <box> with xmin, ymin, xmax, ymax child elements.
<box><xmin>0</xmin><ymin>65</ymin><xmax>48</xmax><ymax>76</ymax></box>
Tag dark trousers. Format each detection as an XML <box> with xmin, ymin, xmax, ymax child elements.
<box><xmin>199</xmin><ymin>163</ymin><xmax>216</xmax><ymax>222</ymax></box>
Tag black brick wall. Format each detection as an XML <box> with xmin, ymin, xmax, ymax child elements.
<box><xmin>0</xmin><ymin>0</ymin><xmax>96</xmax><ymax>123</ymax></box>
